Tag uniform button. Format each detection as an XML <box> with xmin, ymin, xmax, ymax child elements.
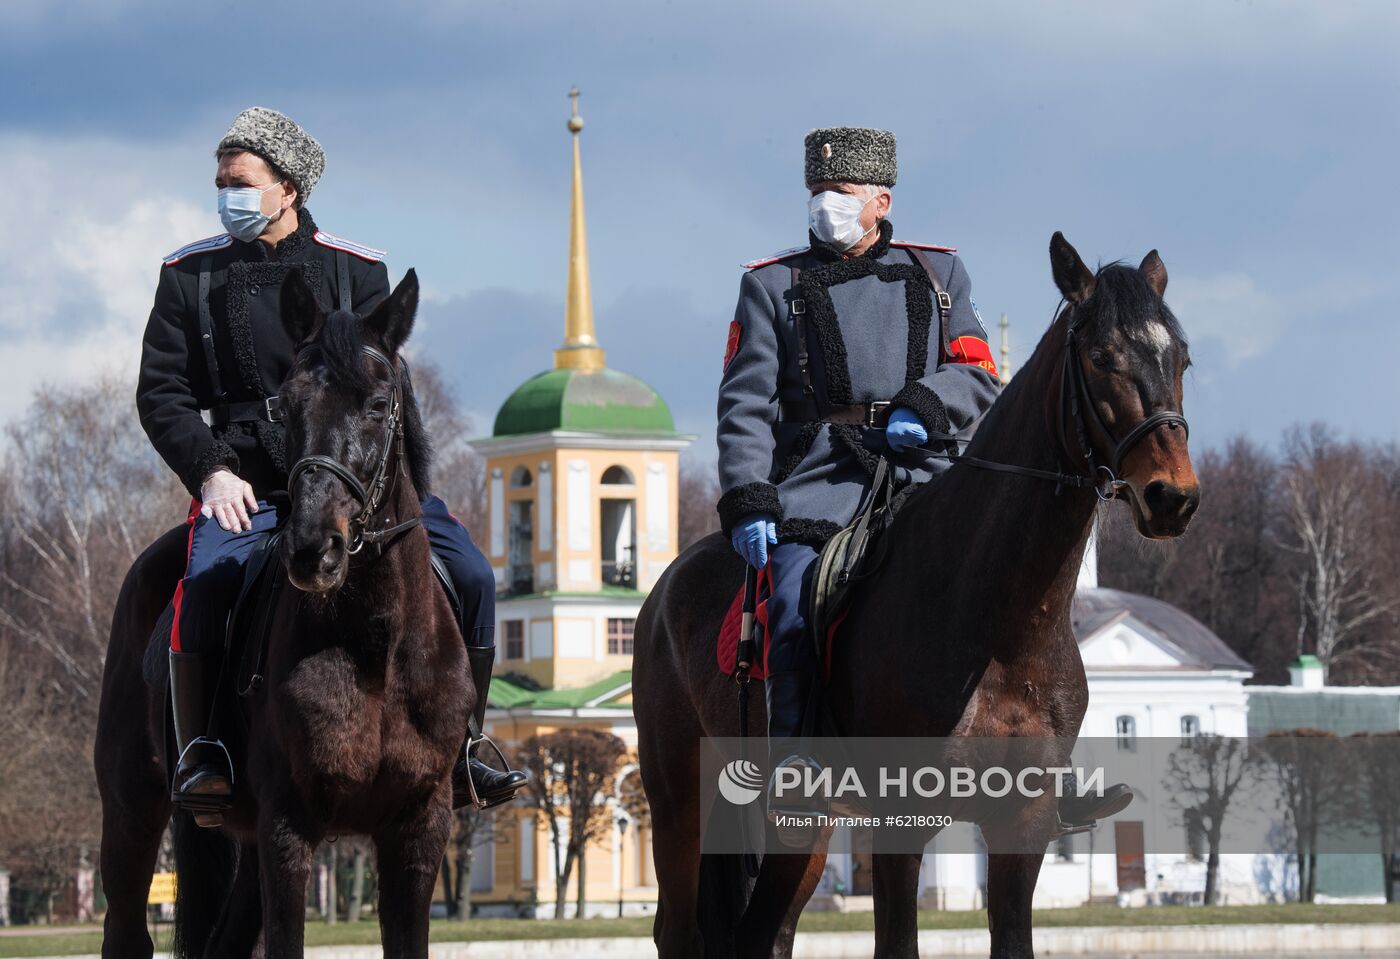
<box><xmin>250</xmin><ymin>285</ymin><xmax>260</xmax><ymax>295</ymax></box>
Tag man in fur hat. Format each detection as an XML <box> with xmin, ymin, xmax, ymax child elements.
<box><xmin>139</xmin><ymin>106</ymin><xmax>527</xmax><ymax>818</ymax></box>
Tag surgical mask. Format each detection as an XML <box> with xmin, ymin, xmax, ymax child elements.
<box><xmin>217</xmin><ymin>181</ymin><xmax>284</xmax><ymax>242</ymax></box>
<box><xmin>808</xmin><ymin>189</ymin><xmax>878</xmax><ymax>252</ymax></box>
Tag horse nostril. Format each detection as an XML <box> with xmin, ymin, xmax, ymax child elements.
<box><xmin>326</xmin><ymin>532</ymin><xmax>344</xmax><ymax>555</ymax></box>
<box><xmin>1144</xmin><ymin>480</ymin><xmax>1194</xmax><ymax>518</ymax></box>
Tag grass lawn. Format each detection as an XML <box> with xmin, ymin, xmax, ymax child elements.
<box><xmin>5</xmin><ymin>903</ymin><xmax>1400</xmax><ymax>957</ymax></box>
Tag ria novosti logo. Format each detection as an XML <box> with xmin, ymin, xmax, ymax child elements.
<box><xmin>717</xmin><ymin>759</ymin><xmax>765</xmax><ymax>805</ymax></box>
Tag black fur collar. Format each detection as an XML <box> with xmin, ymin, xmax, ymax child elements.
<box><xmin>807</xmin><ymin>218</ymin><xmax>894</xmax><ymax>262</ymax></box>
<box><xmin>232</xmin><ymin>208</ymin><xmax>318</xmax><ymax>262</ymax></box>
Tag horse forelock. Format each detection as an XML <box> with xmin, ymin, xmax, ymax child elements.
<box><xmin>299</xmin><ymin>310</ymin><xmax>435</xmax><ymax>496</ymax></box>
<box><xmin>1078</xmin><ymin>263</ymin><xmax>1187</xmax><ymax>352</ymax></box>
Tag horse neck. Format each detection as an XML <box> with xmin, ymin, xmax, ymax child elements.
<box><xmin>331</xmin><ymin>470</ymin><xmax>431</xmax><ymax>655</ymax></box>
<box><xmin>895</xmin><ymin>314</ymin><xmax>1097</xmax><ymax>639</ymax></box>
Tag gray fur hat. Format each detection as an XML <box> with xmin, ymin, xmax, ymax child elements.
<box><xmin>804</xmin><ymin>127</ymin><xmax>897</xmax><ymax>187</ymax></box>
<box><xmin>216</xmin><ymin>107</ymin><xmax>325</xmax><ymax>203</ymax></box>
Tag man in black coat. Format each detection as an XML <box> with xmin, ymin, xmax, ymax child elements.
<box><xmin>138</xmin><ymin>106</ymin><xmax>526</xmax><ymax>817</ymax></box>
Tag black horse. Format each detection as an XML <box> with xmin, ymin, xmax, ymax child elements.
<box><xmin>95</xmin><ymin>269</ymin><xmax>468</xmax><ymax>959</ymax></box>
<box><xmin>633</xmin><ymin>233</ymin><xmax>1200</xmax><ymax>958</ymax></box>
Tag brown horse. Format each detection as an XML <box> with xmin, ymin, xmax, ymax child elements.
<box><xmin>94</xmin><ymin>269</ymin><xmax>468</xmax><ymax>959</ymax></box>
<box><xmin>633</xmin><ymin>233</ymin><xmax>1199</xmax><ymax>959</ymax></box>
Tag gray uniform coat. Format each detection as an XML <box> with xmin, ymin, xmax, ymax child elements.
<box><xmin>716</xmin><ymin>221</ymin><xmax>1000</xmax><ymax>543</ymax></box>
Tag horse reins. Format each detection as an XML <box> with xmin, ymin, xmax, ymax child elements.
<box><xmin>923</xmin><ymin>306</ymin><xmax>1188</xmax><ymax>500</ymax></box>
<box><xmin>286</xmin><ymin>344</ymin><xmax>421</xmax><ymax>555</ymax></box>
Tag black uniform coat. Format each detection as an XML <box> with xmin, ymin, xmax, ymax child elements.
<box><xmin>137</xmin><ymin>210</ymin><xmax>390</xmax><ymax>498</ymax></box>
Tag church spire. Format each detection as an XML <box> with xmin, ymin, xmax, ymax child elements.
<box><xmin>554</xmin><ymin>87</ymin><xmax>606</xmax><ymax>372</ymax></box>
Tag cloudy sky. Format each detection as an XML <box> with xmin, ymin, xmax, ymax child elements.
<box><xmin>2</xmin><ymin>0</ymin><xmax>1396</xmax><ymax>465</ymax></box>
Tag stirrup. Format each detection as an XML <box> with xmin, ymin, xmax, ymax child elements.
<box><xmin>464</xmin><ymin>735</ymin><xmax>524</xmax><ymax>810</ymax></box>
<box><xmin>172</xmin><ymin>737</ymin><xmax>234</xmax><ymax>826</ymax></box>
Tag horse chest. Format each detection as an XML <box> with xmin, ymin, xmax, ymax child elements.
<box><xmin>275</xmin><ymin>652</ymin><xmax>442</xmax><ymax>791</ymax></box>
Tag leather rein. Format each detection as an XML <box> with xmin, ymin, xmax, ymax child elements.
<box><xmin>286</xmin><ymin>344</ymin><xmax>420</xmax><ymax>556</ymax></box>
<box><xmin>922</xmin><ymin>306</ymin><xmax>1188</xmax><ymax>500</ymax></box>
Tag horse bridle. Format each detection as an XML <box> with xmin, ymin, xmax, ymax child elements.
<box><xmin>286</xmin><ymin>344</ymin><xmax>420</xmax><ymax>555</ymax></box>
<box><xmin>927</xmin><ymin>305</ymin><xmax>1189</xmax><ymax>500</ymax></box>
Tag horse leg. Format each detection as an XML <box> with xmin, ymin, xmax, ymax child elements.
<box><xmin>98</xmin><ymin>781</ymin><xmax>170</xmax><ymax>959</ymax></box>
<box><xmin>647</xmin><ymin>796</ymin><xmax>705</xmax><ymax>958</ymax></box>
<box><xmin>985</xmin><ymin>852</ymin><xmax>1044</xmax><ymax>959</ymax></box>
<box><xmin>256</xmin><ymin>804</ymin><xmax>318</xmax><ymax>959</ymax></box>
<box><xmin>374</xmin><ymin>793</ymin><xmax>453</xmax><ymax>959</ymax></box>
<box><xmin>209</xmin><ymin>843</ymin><xmax>263</xmax><ymax>959</ymax></box>
<box><xmin>871</xmin><ymin>851</ymin><xmax>923</xmax><ymax>959</ymax></box>
<box><xmin>734</xmin><ymin>851</ymin><xmax>826</xmax><ymax>959</ymax></box>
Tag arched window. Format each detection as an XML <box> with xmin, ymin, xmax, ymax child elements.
<box><xmin>510</xmin><ymin>465</ymin><xmax>533</xmax><ymax>488</ymax></box>
<box><xmin>601</xmin><ymin>465</ymin><xmax>634</xmax><ymax>485</ymax></box>
<box><xmin>1116</xmin><ymin>715</ymin><xmax>1137</xmax><ymax>752</ymax></box>
<box><xmin>1181</xmin><ymin>715</ymin><xmax>1201</xmax><ymax>740</ymax></box>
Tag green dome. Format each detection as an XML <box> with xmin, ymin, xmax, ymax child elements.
<box><xmin>493</xmin><ymin>367</ymin><xmax>677</xmax><ymax>437</ymax></box>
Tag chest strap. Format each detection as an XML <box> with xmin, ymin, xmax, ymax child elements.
<box><xmin>778</xmin><ymin>399</ymin><xmax>892</xmax><ymax>428</ymax></box>
<box><xmin>197</xmin><ymin>256</ymin><xmax>225</xmax><ymax>403</ymax></box>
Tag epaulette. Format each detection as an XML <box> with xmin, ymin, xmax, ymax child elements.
<box><xmin>741</xmin><ymin>245</ymin><xmax>810</xmax><ymax>270</ymax></box>
<box><xmin>314</xmin><ymin>231</ymin><xmax>387</xmax><ymax>263</ymax></box>
<box><xmin>162</xmin><ymin>233</ymin><xmax>233</xmax><ymax>266</ymax></box>
<box><xmin>892</xmin><ymin>240</ymin><xmax>957</xmax><ymax>254</ymax></box>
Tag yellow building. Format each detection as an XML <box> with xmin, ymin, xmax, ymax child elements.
<box><xmin>465</xmin><ymin>90</ymin><xmax>688</xmax><ymax>916</ymax></box>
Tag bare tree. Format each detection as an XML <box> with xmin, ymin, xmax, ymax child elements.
<box><xmin>1258</xmin><ymin>729</ymin><xmax>1355</xmax><ymax>902</ymax></box>
<box><xmin>1163</xmin><ymin>734</ymin><xmax>1257</xmax><ymax>904</ymax></box>
<box><xmin>514</xmin><ymin>729</ymin><xmax>627</xmax><ymax>918</ymax></box>
<box><xmin>1277</xmin><ymin>426</ymin><xmax>1400</xmax><ymax>682</ymax></box>
<box><xmin>1350</xmin><ymin>732</ymin><xmax>1400</xmax><ymax>902</ymax></box>
<box><xmin>411</xmin><ymin>358</ymin><xmax>487</xmax><ymax>545</ymax></box>
<box><xmin>678</xmin><ymin>456</ymin><xmax>720</xmax><ymax>553</ymax></box>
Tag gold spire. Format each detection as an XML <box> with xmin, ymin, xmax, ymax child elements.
<box><xmin>999</xmin><ymin>313</ymin><xmax>1012</xmax><ymax>385</ymax></box>
<box><xmin>555</xmin><ymin>87</ymin><xmax>606</xmax><ymax>372</ymax></box>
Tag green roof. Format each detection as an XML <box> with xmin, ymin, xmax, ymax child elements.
<box><xmin>488</xmin><ymin>670</ymin><xmax>632</xmax><ymax>710</ymax></box>
<box><xmin>493</xmin><ymin>368</ymin><xmax>678</xmax><ymax>437</ymax></box>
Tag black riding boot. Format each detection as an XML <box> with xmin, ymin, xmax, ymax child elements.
<box><xmin>169</xmin><ymin>650</ymin><xmax>232</xmax><ymax>824</ymax></box>
<box><xmin>452</xmin><ymin>645</ymin><xmax>530</xmax><ymax>809</ymax></box>
<box><xmin>765</xmin><ymin>669</ymin><xmax>822</xmax><ymax>847</ymax></box>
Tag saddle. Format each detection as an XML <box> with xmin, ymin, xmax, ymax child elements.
<box><xmin>144</xmin><ymin>527</ymin><xmax>466</xmax><ymax>691</ymax></box>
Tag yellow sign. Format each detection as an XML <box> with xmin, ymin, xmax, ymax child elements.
<box><xmin>148</xmin><ymin>872</ymin><xmax>177</xmax><ymax>905</ymax></box>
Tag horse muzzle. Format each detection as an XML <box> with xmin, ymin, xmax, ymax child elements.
<box><xmin>283</xmin><ymin>525</ymin><xmax>350</xmax><ymax>592</ymax></box>
<box><xmin>1127</xmin><ymin>479</ymin><xmax>1200</xmax><ymax>539</ymax></box>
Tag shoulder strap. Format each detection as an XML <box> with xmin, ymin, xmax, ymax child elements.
<box><xmin>789</xmin><ymin>266</ymin><xmax>816</xmax><ymax>405</ymax></box>
<box><xmin>197</xmin><ymin>255</ymin><xmax>225</xmax><ymax>403</ymax></box>
<box><xmin>336</xmin><ymin>249</ymin><xmax>351</xmax><ymax>312</ymax></box>
<box><xmin>907</xmin><ymin>248</ymin><xmax>951</xmax><ymax>364</ymax></box>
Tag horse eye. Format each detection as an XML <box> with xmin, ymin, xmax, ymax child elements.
<box><xmin>1089</xmin><ymin>350</ymin><xmax>1111</xmax><ymax>370</ymax></box>
<box><xmin>367</xmin><ymin>398</ymin><xmax>389</xmax><ymax>419</ymax></box>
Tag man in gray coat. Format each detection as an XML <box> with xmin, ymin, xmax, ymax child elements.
<box><xmin>716</xmin><ymin>127</ymin><xmax>1001</xmax><ymax>779</ymax></box>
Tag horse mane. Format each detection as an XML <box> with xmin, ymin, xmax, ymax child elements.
<box><xmin>315</xmin><ymin>310</ymin><xmax>435</xmax><ymax>496</ymax></box>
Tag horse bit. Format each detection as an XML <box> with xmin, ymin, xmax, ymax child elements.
<box><xmin>926</xmin><ymin>308</ymin><xmax>1189</xmax><ymax>500</ymax></box>
<box><xmin>286</xmin><ymin>344</ymin><xmax>420</xmax><ymax>555</ymax></box>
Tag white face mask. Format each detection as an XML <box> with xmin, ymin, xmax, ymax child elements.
<box><xmin>217</xmin><ymin>180</ymin><xmax>284</xmax><ymax>242</ymax></box>
<box><xmin>808</xmin><ymin>189</ymin><xmax>879</xmax><ymax>252</ymax></box>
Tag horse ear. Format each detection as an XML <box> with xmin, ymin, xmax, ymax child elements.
<box><xmin>1049</xmin><ymin>231</ymin><xmax>1096</xmax><ymax>305</ymax></box>
<box><xmin>365</xmin><ymin>268</ymin><xmax>419</xmax><ymax>355</ymax></box>
<box><xmin>1139</xmin><ymin>249</ymin><xmax>1168</xmax><ymax>298</ymax></box>
<box><xmin>280</xmin><ymin>267</ymin><xmax>322</xmax><ymax>345</ymax></box>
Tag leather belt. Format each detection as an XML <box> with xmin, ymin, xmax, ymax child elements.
<box><xmin>210</xmin><ymin>396</ymin><xmax>283</xmax><ymax>426</ymax></box>
<box><xmin>779</xmin><ymin>398</ymin><xmax>891</xmax><ymax>428</ymax></box>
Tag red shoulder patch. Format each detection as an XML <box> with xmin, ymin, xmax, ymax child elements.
<box><xmin>723</xmin><ymin>320</ymin><xmax>742</xmax><ymax>371</ymax></box>
<box><xmin>947</xmin><ymin>335</ymin><xmax>999</xmax><ymax>378</ymax></box>
<box><xmin>892</xmin><ymin>240</ymin><xmax>957</xmax><ymax>253</ymax></box>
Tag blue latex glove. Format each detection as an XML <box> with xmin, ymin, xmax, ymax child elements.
<box><xmin>885</xmin><ymin>407</ymin><xmax>928</xmax><ymax>452</ymax></box>
<box><xmin>731</xmin><ymin>514</ymin><xmax>778</xmax><ymax>569</ymax></box>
